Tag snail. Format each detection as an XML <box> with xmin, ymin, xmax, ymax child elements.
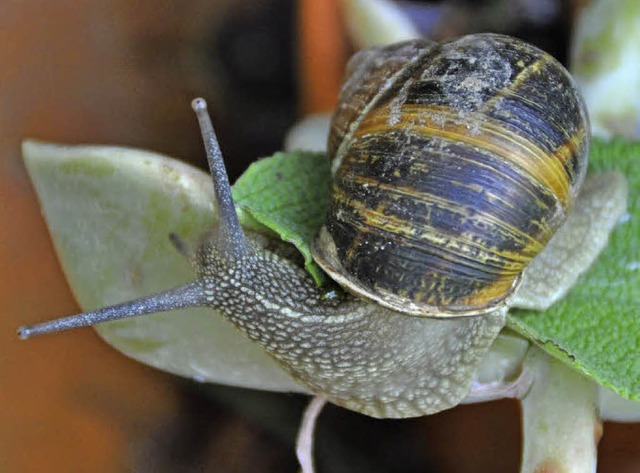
<box><xmin>314</xmin><ymin>34</ymin><xmax>590</xmax><ymax>317</ymax></box>
<box><xmin>18</xmin><ymin>33</ymin><xmax>626</xmax><ymax>419</ymax></box>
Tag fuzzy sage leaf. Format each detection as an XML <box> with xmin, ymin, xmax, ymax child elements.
<box><xmin>508</xmin><ymin>139</ymin><xmax>640</xmax><ymax>401</ymax></box>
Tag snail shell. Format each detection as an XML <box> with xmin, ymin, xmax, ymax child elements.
<box><xmin>313</xmin><ymin>33</ymin><xmax>589</xmax><ymax>317</ymax></box>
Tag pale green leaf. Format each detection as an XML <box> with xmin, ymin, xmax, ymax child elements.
<box><xmin>23</xmin><ymin>140</ymin><xmax>304</xmax><ymax>393</ymax></box>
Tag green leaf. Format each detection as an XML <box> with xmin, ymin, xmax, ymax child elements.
<box><xmin>509</xmin><ymin>138</ymin><xmax>640</xmax><ymax>400</ymax></box>
<box><xmin>232</xmin><ymin>151</ymin><xmax>331</xmax><ymax>285</ymax></box>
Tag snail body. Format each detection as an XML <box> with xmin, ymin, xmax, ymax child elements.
<box><xmin>19</xmin><ymin>34</ymin><xmax>623</xmax><ymax>419</ymax></box>
<box><xmin>195</xmin><ymin>233</ymin><xmax>505</xmax><ymax>417</ymax></box>
<box><xmin>314</xmin><ymin>33</ymin><xmax>589</xmax><ymax>316</ymax></box>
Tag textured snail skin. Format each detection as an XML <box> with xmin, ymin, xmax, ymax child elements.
<box><xmin>314</xmin><ymin>33</ymin><xmax>590</xmax><ymax>317</ymax></box>
<box><xmin>189</xmin><ymin>166</ymin><xmax>625</xmax><ymax>418</ymax></box>
<box><xmin>195</xmin><ymin>232</ymin><xmax>506</xmax><ymax>418</ymax></box>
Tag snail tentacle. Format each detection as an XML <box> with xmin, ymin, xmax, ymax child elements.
<box><xmin>17</xmin><ymin>281</ymin><xmax>207</xmax><ymax>339</ymax></box>
<box><xmin>192</xmin><ymin>97</ymin><xmax>248</xmax><ymax>261</ymax></box>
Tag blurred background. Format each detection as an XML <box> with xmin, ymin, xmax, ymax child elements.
<box><xmin>1</xmin><ymin>0</ymin><xmax>638</xmax><ymax>471</ymax></box>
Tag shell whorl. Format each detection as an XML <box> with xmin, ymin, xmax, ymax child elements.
<box><xmin>313</xmin><ymin>33</ymin><xmax>589</xmax><ymax>317</ymax></box>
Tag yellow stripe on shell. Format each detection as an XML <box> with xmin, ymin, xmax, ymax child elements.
<box><xmin>336</xmin><ymin>172</ymin><xmax>544</xmax><ymax>265</ymax></box>
<box><xmin>356</xmin><ymin>104</ymin><xmax>576</xmax><ymax>206</ymax></box>
<box><xmin>328</xmin><ymin>194</ymin><xmax>522</xmax><ymax>309</ymax></box>
<box><xmin>331</xmin><ymin>184</ymin><xmax>536</xmax><ymax>274</ymax></box>
<box><xmin>341</xmin><ymin>140</ymin><xmax>556</xmax><ymax>221</ymax></box>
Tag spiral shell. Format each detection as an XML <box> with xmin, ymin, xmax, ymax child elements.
<box><xmin>313</xmin><ymin>33</ymin><xmax>589</xmax><ymax>317</ymax></box>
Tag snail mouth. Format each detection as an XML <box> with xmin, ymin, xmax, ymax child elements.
<box><xmin>312</xmin><ymin>226</ymin><xmax>519</xmax><ymax>318</ymax></box>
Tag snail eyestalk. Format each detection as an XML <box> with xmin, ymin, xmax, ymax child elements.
<box><xmin>17</xmin><ymin>281</ymin><xmax>207</xmax><ymax>339</ymax></box>
<box><xmin>191</xmin><ymin>97</ymin><xmax>247</xmax><ymax>260</ymax></box>
<box><xmin>18</xmin><ymin>98</ymin><xmax>244</xmax><ymax>341</ymax></box>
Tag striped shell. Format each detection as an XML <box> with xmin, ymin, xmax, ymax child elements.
<box><xmin>312</xmin><ymin>33</ymin><xmax>589</xmax><ymax>317</ymax></box>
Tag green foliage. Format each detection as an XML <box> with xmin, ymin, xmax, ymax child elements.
<box><xmin>509</xmin><ymin>139</ymin><xmax>640</xmax><ymax>400</ymax></box>
<box><xmin>232</xmin><ymin>151</ymin><xmax>331</xmax><ymax>285</ymax></box>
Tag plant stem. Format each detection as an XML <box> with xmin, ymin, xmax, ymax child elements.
<box><xmin>296</xmin><ymin>396</ymin><xmax>327</xmax><ymax>473</ymax></box>
<box><xmin>520</xmin><ymin>346</ymin><xmax>601</xmax><ymax>473</ymax></box>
